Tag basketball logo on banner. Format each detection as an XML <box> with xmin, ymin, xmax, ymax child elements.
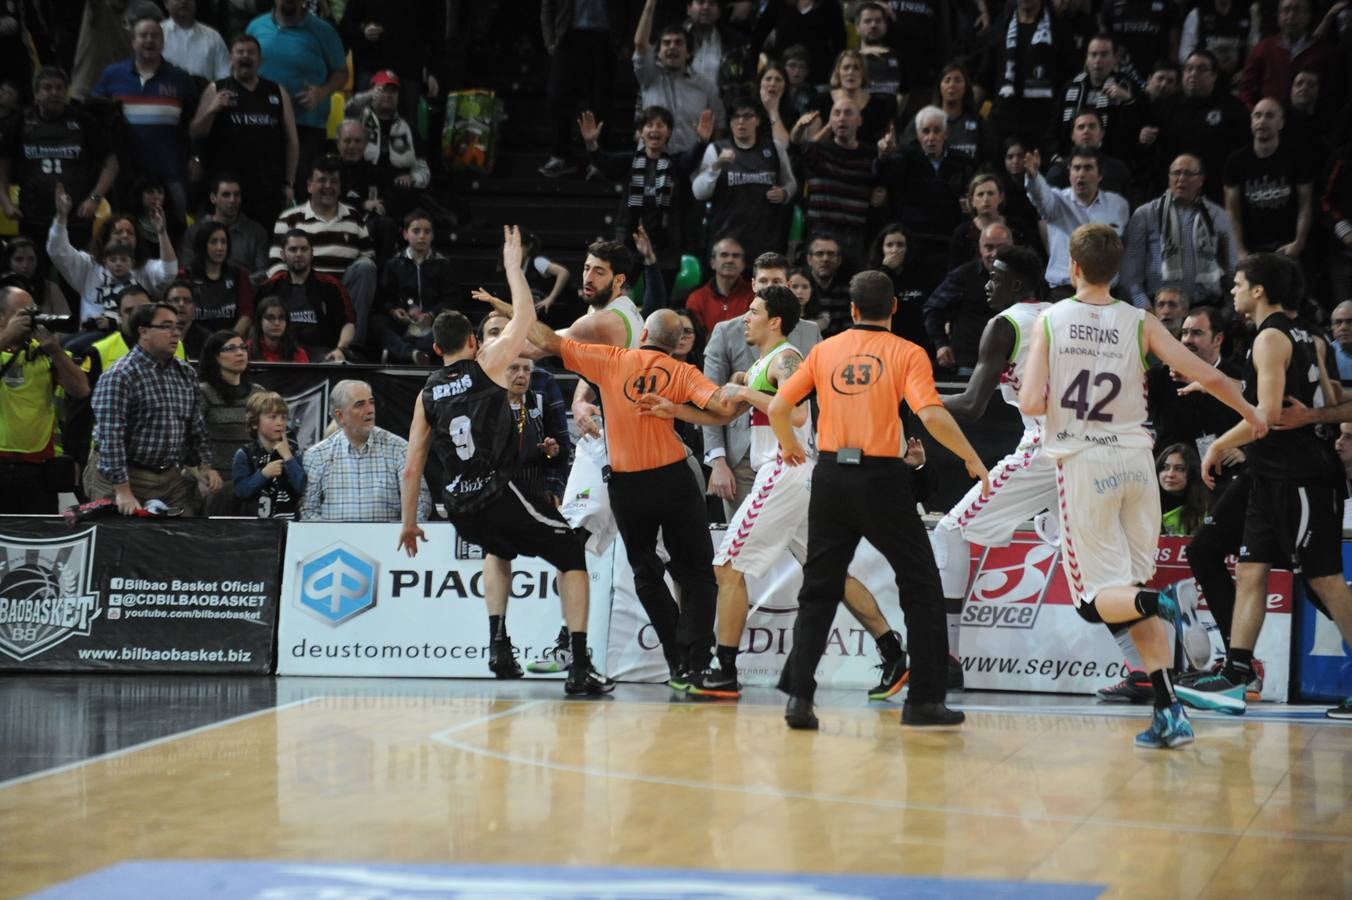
<box><xmin>0</xmin><ymin>528</ymin><xmax>100</xmax><ymax>661</ymax></box>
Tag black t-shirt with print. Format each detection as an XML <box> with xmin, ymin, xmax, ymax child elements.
<box><xmin>1223</xmin><ymin>143</ymin><xmax>1309</xmax><ymax>253</ymax></box>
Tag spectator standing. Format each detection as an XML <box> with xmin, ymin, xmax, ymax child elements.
<box><xmin>1237</xmin><ymin>0</ymin><xmax>1340</xmax><ymax>108</ymax></box>
<box><xmin>191</xmin><ymin>35</ymin><xmax>299</xmax><ymax>230</ymax></box>
<box><xmin>269</xmin><ymin>155</ymin><xmax>377</xmax><ymax>343</ymax></box>
<box><xmin>789</xmin><ymin>98</ymin><xmax>878</xmax><ymax>268</ymax></box>
<box><xmin>692</xmin><ymin>99</ymin><xmax>796</xmax><ymax>265</ymax></box>
<box><xmin>811</xmin><ymin>50</ymin><xmax>893</xmax><ymax>148</ymax></box>
<box><xmin>1025</xmin><ymin>146</ymin><xmax>1130</xmax><ymax>298</ymax></box>
<box><xmin>247</xmin><ymin>0</ymin><xmax>347</xmax><ymax>188</ymax></box>
<box><xmin>178</xmin><ymin>174</ymin><xmax>272</xmax><ymax>280</ymax></box>
<box><xmin>1224</xmin><ymin>98</ymin><xmax>1313</xmax><ymax>258</ymax></box>
<box><xmin>232</xmin><ymin>390</ymin><xmax>305</xmax><ymax>519</ymax></box>
<box><xmin>161</xmin><ymin>0</ymin><xmax>230</xmax><ymax>82</ymax></box>
<box><xmin>86</xmin><ymin>301</ymin><xmax>218</xmax><ymax>514</ymax></box>
<box><xmin>0</xmin><ymin>67</ymin><xmax>118</xmax><ymax>281</ymax></box>
<box><xmin>684</xmin><ymin>0</ymin><xmax>755</xmax><ymax>107</ymax></box>
<box><xmin>854</xmin><ymin>3</ymin><xmax>906</xmax><ymax>119</ymax></box>
<box><xmin>537</xmin><ymin>0</ymin><xmax>631</xmax><ymax>178</ymax></box>
<box><xmin>1101</xmin><ymin>0</ymin><xmax>1180</xmax><ymax>78</ymax></box>
<box><xmin>632</xmin><ymin>0</ymin><xmax>724</xmax><ymax>157</ymax></box>
<box><xmin>750</xmin><ymin>0</ymin><xmax>846</xmax><ymax>86</ymax></box>
<box><xmin>877</xmin><ymin>106</ymin><xmax>975</xmax><ymax>287</ymax></box>
<box><xmin>1147</xmin><ymin>50</ymin><xmax>1251</xmax><ymax>203</ymax></box>
<box><xmin>301</xmin><ymin>378</ymin><xmax>430</xmax><ymax>521</ymax></box>
<box><xmin>1122</xmin><ymin>154</ymin><xmax>1237</xmax><ymax>310</ymax></box>
<box><xmin>902</xmin><ymin>64</ymin><xmax>986</xmax><ymax>166</ymax></box>
<box><xmin>1179</xmin><ymin>0</ymin><xmax>1255</xmax><ymax>75</ymax></box>
<box><xmin>0</xmin><ymin>286</ymin><xmax>89</xmax><ymax>514</ymax></box>
<box><xmin>256</xmin><ymin>229</ymin><xmax>356</xmax><ymax>360</ymax></box>
<box><xmin>980</xmin><ymin>0</ymin><xmax>1077</xmax><ymax>154</ymax></box>
<box><xmin>92</xmin><ymin>17</ymin><xmax>197</xmax><ymax>222</ymax></box>
<box><xmin>1058</xmin><ymin>34</ymin><xmax>1142</xmax><ymax>164</ymax></box>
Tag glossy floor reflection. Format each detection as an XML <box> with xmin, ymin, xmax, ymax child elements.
<box><xmin>2</xmin><ymin>676</ymin><xmax>1350</xmax><ymax>899</ymax></box>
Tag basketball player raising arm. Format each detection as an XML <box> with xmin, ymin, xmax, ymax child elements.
<box><xmin>399</xmin><ymin>225</ymin><xmax>536</xmax><ymax>555</ymax></box>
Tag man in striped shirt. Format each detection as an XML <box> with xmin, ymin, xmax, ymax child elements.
<box><xmin>789</xmin><ymin>97</ymin><xmax>878</xmax><ymax>270</ymax></box>
<box><xmin>268</xmin><ymin>154</ymin><xmax>377</xmax><ymax>344</ymax></box>
<box><xmin>92</xmin><ymin>17</ymin><xmax>197</xmax><ymax>222</ymax></box>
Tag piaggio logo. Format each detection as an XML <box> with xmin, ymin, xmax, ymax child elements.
<box><xmin>0</xmin><ymin>528</ymin><xmax>100</xmax><ymax>660</ymax></box>
<box><xmin>296</xmin><ymin>542</ymin><xmax>378</xmax><ymax>626</ymax></box>
<box><xmin>961</xmin><ymin>541</ymin><xmax>1058</xmax><ymax>629</ymax></box>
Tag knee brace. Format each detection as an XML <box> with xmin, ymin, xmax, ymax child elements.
<box><xmin>1074</xmin><ymin>599</ymin><xmax>1104</xmax><ymax>624</ymax></box>
<box><xmin>929</xmin><ymin>521</ymin><xmax>970</xmax><ymax>600</ymax></box>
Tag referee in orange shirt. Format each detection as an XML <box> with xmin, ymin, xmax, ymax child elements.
<box><xmin>770</xmin><ymin>270</ymin><xmax>990</xmax><ymax>729</ymax></box>
<box><xmin>524</xmin><ymin>308</ymin><xmax>742</xmax><ymax>685</ymax></box>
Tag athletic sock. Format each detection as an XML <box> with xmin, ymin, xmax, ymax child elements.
<box><xmin>875</xmin><ymin>630</ymin><xmax>903</xmax><ymax>663</ymax></box>
<box><xmin>716</xmin><ymin>644</ymin><xmax>738</xmax><ymax>675</ymax></box>
<box><xmin>569</xmin><ymin>631</ymin><xmax>588</xmax><ymax>671</ymax></box>
<box><xmin>1149</xmin><ymin>669</ymin><xmax>1176</xmax><ymax>710</ymax></box>
<box><xmin>489</xmin><ymin>615</ymin><xmax>505</xmax><ymax>643</ymax></box>
<box><xmin>1107</xmin><ymin>623</ymin><xmax>1145</xmax><ymax>671</ymax></box>
<box><xmin>1134</xmin><ymin>590</ymin><xmax>1160</xmax><ymax>618</ymax></box>
<box><xmin>1224</xmin><ymin>648</ymin><xmax>1253</xmax><ymax>684</ymax></box>
<box><xmin>944</xmin><ymin>607</ymin><xmax>961</xmax><ymax>657</ymax></box>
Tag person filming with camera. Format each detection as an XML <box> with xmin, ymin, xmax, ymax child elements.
<box><xmin>0</xmin><ymin>286</ymin><xmax>89</xmax><ymax>513</ymax></box>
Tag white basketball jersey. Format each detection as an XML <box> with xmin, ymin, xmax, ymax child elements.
<box><xmin>1041</xmin><ymin>298</ymin><xmax>1153</xmax><ymax>459</ymax></box>
<box><xmin>602</xmin><ymin>295</ymin><xmax>645</xmax><ymax>349</ymax></box>
<box><xmin>997</xmin><ymin>300</ymin><xmax>1053</xmax><ymax>432</ymax></box>
<box><xmin>745</xmin><ymin>342</ymin><xmax>813</xmax><ymax>470</ymax></box>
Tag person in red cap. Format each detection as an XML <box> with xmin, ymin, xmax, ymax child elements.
<box><xmin>345</xmin><ymin>69</ymin><xmax>431</xmax><ymax>220</ymax></box>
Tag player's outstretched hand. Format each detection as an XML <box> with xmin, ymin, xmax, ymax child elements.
<box><xmin>472</xmin><ymin>287</ymin><xmax>512</xmax><ymax>317</ymax></box>
<box><xmin>966</xmin><ymin>457</ymin><xmax>990</xmax><ymax>498</ymax></box>
<box><xmin>637</xmin><ymin>393</ymin><xmax>678</xmax><ymax>418</ymax></box>
<box><xmin>397</xmin><ymin>524</ymin><xmax>427</xmax><ymax>557</ymax></box>
<box><xmin>1272</xmin><ymin>395</ymin><xmax>1313</xmax><ymax>430</ymax></box>
<box><xmin>501</xmin><ymin>225</ymin><xmax>524</xmax><ymax>271</ymax></box>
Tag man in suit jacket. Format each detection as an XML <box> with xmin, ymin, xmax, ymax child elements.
<box><xmin>703</xmin><ymin>252</ymin><xmax>819</xmax><ymax>517</ymax></box>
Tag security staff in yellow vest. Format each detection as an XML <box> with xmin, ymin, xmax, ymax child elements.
<box><xmin>0</xmin><ymin>287</ymin><xmax>90</xmax><ymax>513</ymax></box>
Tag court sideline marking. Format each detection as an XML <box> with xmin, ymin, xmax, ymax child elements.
<box><xmin>430</xmin><ymin>699</ymin><xmax>1352</xmax><ymax>847</ymax></box>
<box><xmin>0</xmin><ymin>696</ymin><xmax>322</xmax><ymax>792</ymax></box>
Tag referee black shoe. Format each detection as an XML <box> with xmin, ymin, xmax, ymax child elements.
<box><xmin>565</xmin><ymin>664</ymin><xmax>615</xmax><ymax>696</ymax></box>
<box><xmin>488</xmin><ymin>638</ymin><xmax>524</xmax><ymax>679</ymax></box>
<box><xmin>867</xmin><ymin>651</ymin><xmax>910</xmax><ymax>701</ymax></box>
<box><xmin>901</xmin><ymin>701</ymin><xmax>965</xmax><ymax>726</ymax></box>
<box><xmin>785</xmin><ymin>696</ymin><xmax>818</xmax><ymax>730</ymax></box>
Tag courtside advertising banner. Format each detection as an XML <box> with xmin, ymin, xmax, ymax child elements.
<box><xmin>959</xmin><ymin>533</ymin><xmax>1293</xmax><ymax>699</ymax></box>
<box><xmin>277</xmin><ymin>523</ymin><xmax>611</xmax><ymax>678</ymax></box>
<box><xmin>0</xmin><ymin>516</ymin><xmax>281</xmax><ymax>672</ymax></box>
<box><xmin>605</xmin><ymin>526</ymin><xmax>909</xmax><ymax>687</ymax></box>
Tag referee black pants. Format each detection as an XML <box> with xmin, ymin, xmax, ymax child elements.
<box><xmin>608</xmin><ymin>459</ymin><xmax>717</xmax><ymax>673</ymax></box>
<box><xmin>781</xmin><ymin>458</ymin><xmax>948</xmax><ymax>704</ymax></box>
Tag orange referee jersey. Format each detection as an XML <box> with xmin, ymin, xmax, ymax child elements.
<box><xmin>777</xmin><ymin>325</ymin><xmax>941</xmax><ymax>457</ymax></box>
<box><xmin>561</xmin><ymin>337</ymin><xmax>718</xmax><ymax>473</ymax></box>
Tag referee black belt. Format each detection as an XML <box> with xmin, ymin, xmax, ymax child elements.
<box><xmin>128</xmin><ymin>460</ymin><xmax>178</xmax><ymax>473</ymax></box>
<box><xmin>818</xmin><ymin>451</ymin><xmax>905</xmax><ymax>467</ymax></box>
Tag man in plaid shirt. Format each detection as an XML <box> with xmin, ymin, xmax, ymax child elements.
<box><xmin>86</xmin><ymin>301</ymin><xmax>216</xmax><ymax>514</ymax></box>
<box><xmin>300</xmin><ymin>379</ymin><xmax>431</xmax><ymax>521</ymax></box>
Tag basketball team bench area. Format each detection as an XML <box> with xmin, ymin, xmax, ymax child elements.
<box><xmin>1</xmin><ymin>514</ymin><xmax>1349</xmax><ymax>899</ymax></box>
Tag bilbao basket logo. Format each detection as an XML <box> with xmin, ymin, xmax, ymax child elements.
<box><xmin>296</xmin><ymin>542</ymin><xmax>378</xmax><ymax>626</ymax></box>
<box><xmin>0</xmin><ymin>529</ymin><xmax>100</xmax><ymax>661</ymax></box>
<box><xmin>962</xmin><ymin>541</ymin><xmax>1058</xmax><ymax>629</ymax></box>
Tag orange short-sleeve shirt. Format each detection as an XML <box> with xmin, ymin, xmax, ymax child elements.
<box><xmin>561</xmin><ymin>338</ymin><xmax>718</xmax><ymax>472</ymax></box>
<box><xmin>777</xmin><ymin>325</ymin><xmax>941</xmax><ymax>457</ymax></box>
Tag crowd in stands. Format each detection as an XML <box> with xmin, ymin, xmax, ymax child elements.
<box><xmin>4</xmin><ymin>0</ymin><xmax>1352</xmax><ymax>527</ymax></box>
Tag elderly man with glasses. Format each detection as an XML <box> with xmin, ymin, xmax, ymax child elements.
<box><xmin>1121</xmin><ymin>153</ymin><xmax>1237</xmax><ymax>310</ymax></box>
<box><xmin>86</xmin><ymin>301</ymin><xmax>217</xmax><ymax>514</ymax></box>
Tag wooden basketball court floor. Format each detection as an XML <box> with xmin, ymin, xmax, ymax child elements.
<box><xmin>2</xmin><ymin>675</ymin><xmax>1350</xmax><ymax>899</ymax></box>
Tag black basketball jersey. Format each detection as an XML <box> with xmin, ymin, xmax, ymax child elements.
<box><xmin>13</xmin><ymin>107</ymin><xmax>99</xmax><ymax>222</ymax></box>
<box><xmin>206</xmin><ymin>77</ymin><xmax>287</xmax><ymax>188</ymax></box>
<box><xmin>242</xmin><ymin>438</ymin><xmax>300</xmax><ymax>519</ymax></box>
<box><xmin>423</xmin><ymin>360</ymin><xmax>517</xmax><ymax>514</ymax></box>
<box><xmin>1243</xmin><ymin>313</ymin><xmax>1333</xmax><ymax>481</ymax></box>
<box><xmin>708</xmin><ymin>138</ymin><xmax>785</xmax><ymax>257</ymax></box>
